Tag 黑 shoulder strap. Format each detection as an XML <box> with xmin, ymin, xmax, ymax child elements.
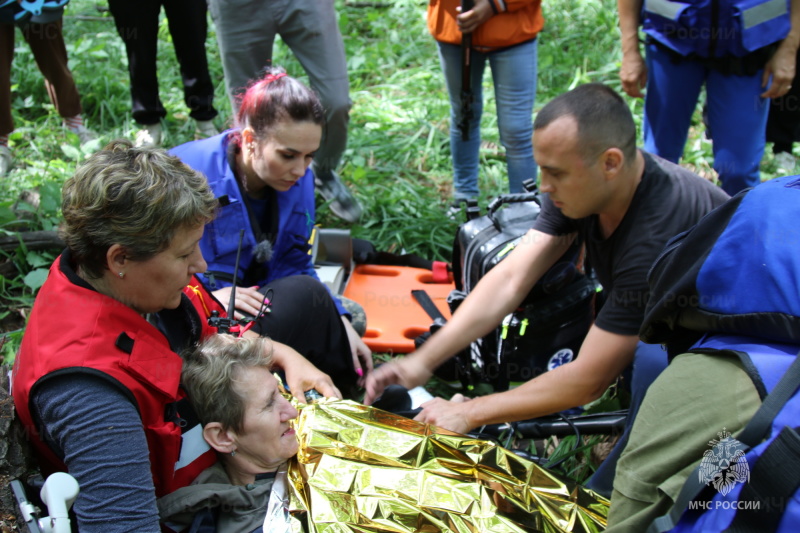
<box><xmin>647</xmin><ymin>350</ymin><xmax>800</xmax><ymax>533</ymax></box>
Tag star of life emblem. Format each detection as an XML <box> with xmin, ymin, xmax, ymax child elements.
<box><xmin>698</xmin><ymin>428</ymin><xmax>750</xmax><ymax>496</ymax></box>
<box><xmin>547</xmin><ymin>348</ymin><xmax>574</xmax><ymax>371</ymax></box>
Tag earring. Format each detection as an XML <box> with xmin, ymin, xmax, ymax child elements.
<box><xmin>230</xmin><ymin>450</ymin><xmax>236</xmax><ymax>457</ymax></box>
<box><xmin>118</xmin><ymin>272</ymin><xmax>124</xmax><ymax>278</ymax></box>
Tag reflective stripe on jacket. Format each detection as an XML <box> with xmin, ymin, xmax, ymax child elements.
<box><xmin>642</xmin><ymin>0</ymin><xmax>790</xmax><ymax>57</ymax></box>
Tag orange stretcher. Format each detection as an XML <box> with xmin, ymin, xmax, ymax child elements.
<box><xmin>343</xmin><ymin>264</ymin><xmax>455</xmax><ymax>354</ymax></box>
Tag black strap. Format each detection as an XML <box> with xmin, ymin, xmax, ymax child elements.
<box><xmin>736</xmin><ymin>352</ymin><xmax>800</xmax><ymax>448</ymax></box>
<box><xmin>692</xmin><ymin>349</ymin><xmax>768</xmax><ymax>400</ymax></box>
<box><xmin>226</xmin><ymin>140</ymin><xmax>275</xmax><ymax>283</ymax></box>
<box><xmin>724</xmin><ymin>426</ymin><xmax>800</xmax><ymax>532</ymax></box>
<box><xmin>164</xmin><ymin>396</ymin><xmax>202</xmax><ymax>435</ymax></box>
<box><xmin>647</xmin><ymin>350</ymin><xmax>800</xmax><ymax>533</ymax></box>
<box><xmin>115</xmin><ymin>332</ymin><xmax>135</xmax><ymax>355</ymax></box>
<box><xmin>458</xmin><ymin>0</ymin><xmax>474</xmax><ymax>141</ymax></box>
<box><xmin>411</xmin><ymin>289</ymin><xmax>446</xmax><ymax>322</ymax></box>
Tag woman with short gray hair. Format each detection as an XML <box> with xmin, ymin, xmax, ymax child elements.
<box><xmin>159</xmin><ymin>334</ymin><xmax>300</xmax><ymax>532</ymax></box>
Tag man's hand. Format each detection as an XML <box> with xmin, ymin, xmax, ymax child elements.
<box><xmin>270</xmin><ymin>341</ymin><xmax>341</xmax><ymax>403</ymax></box>
<box><xmin>414</xmin><ymin>394</ymin><xmax>473</xmax><ymax>434</ymax></box>
<box><xmin>342</xmin><ymin>317</ymin><xmax>373</xmax><ymax>386</ymax></box>
<box><xmin>761</xmin><ymin>42</ymin><xmax>797</xmax><ymax>98</ymax></box>
<box><xmin>456</xmin><ymin>0</ymin><xmax>493</xmax><ymax>34</ymax></box>
<box><xmin>620</xmin><ymin>50</ymin><xmax>647</xmax><ymax>98</ymax></box>
<box><xmin>363</xmin><ymin>356</ymin><xmax>432</xmax><ymax>405</ymax></box>
<box><xmin>212</xmin><ymin>285</ymin><xmax>268</xmax><ymax>319</ymax></box>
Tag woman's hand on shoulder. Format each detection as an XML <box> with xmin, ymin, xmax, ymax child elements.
<box><xmin>270</xmin><ymin>340</ymin><xmax>342</xmax><ymax>402</ymax></box>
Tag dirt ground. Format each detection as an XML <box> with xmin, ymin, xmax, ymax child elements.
<box><xmin>0</xmin><ymin>475</ymin><xmax>25</xmax><ymax>533</ymax></box>
<box><xmin>0</xmin><ymin>366</ymin><xmax>34</xmax><ymax>533</ymax></box>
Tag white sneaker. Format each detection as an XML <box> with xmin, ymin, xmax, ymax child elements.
<box><xmin>66</xmin><ymin>123</ymin><xmax>97</xmax><ymax>144</ymax></box>
<box><xmin>135</xmin><ymin>123</ymin><xmax>162</xmax><ymax>147</ymax></box>
<box><xmin>195</xmin><ymin>119</ymin><xmax>219</xmax><ymax>139</ymax></box>
<box><xmin>774</xmin><ymin>151</ymin><xmax>797</xmax><ymax>174</ymax></box>
<box><xmin>0</xmin><ymin>145</ymin><xmax>11</xmax><ymax>176</ymax></box>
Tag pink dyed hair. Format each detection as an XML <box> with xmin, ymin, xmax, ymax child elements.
<box><xmin>232</xmin><ymin>66</ymin><xmax>324</xmax><ymax>147</ymax></box>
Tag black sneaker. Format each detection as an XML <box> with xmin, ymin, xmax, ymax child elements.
<box><xmin>312</xmin><ymin>166</ymin><xmax>363</xmax><ymax>223</ymax></box>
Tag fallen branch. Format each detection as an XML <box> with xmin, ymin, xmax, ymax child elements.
<box><xmin>345</xmin><ymin>1</ymin><xmax>393</xmax><ymax>7</ymax></box>
<box><xmin>0</xmin><ymin>232</ymin><xmax>64</xmax><ymax>253</ymax></box>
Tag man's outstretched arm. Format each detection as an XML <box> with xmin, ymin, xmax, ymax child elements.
<box><xmin>364</xmin><ymin>229</ymin><xmax>574</xmax><ymax>404</ymax></box>
<box><xmin>415</xmin><ymin>325</ymin><xmax>639</xmax><ymax>434</ymax></box>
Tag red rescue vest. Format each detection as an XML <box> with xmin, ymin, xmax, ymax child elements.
<box><xmin>12</xmin><ymin>255</ymin><xmax>222</xmax><ymax>496</ymax></box>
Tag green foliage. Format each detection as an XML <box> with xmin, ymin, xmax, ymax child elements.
<box><xmin>542</xmin><ymin>433</ymin><xmax>606</xmax><ymax>483</ymax></box>
<box><xmin>0</xmin><ymin>328</ymin><xmax>23</xmax><ymax>362</ymax></box>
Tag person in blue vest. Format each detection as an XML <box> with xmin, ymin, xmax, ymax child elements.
<box><xmin>206</xmin><ymin>0</ymin><xmax>362</xmax><ymax>224</ymax></box>
<box><xmin>606</xmin><ymin>175</ymin><xmax>800</xmax><ymax>531</ymax></box>
<box><xmin>617</xmin><ymin>0</ymin><xmax>800</xmax><ymax>195</ymax></box>
<box><xmin>170</xmin><ymin>67</ymin><xmax>372</xmax><ymax>399</ymax></box>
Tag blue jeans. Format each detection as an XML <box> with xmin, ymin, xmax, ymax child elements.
<box><xmin>643</xmin><ymin>42</ymin><xmax>769</xmax><ymax>196</ymax></box>
<box><xmin>437</xmin><ymin>39</ymin><xmax>538</xmax><ymax>199</ymax></box>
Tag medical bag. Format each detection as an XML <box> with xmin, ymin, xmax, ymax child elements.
<box><xmin>445</xmin><ymin>182</ymin><xmax>596</xmax><ymax>391</ymax></box>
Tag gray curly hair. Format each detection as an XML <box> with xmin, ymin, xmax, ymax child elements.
<box><xmin>60</xmin><ymin>139</ymin><xmax>217</xmax><ymax>279</ymax></box>
<box><xmin>181</xmin><ymin>335</ymin><xmax>275</xmax><ymax>433</ymax></box>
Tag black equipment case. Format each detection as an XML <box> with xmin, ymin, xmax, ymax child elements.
<box><xmin>447</xmin><ymin>184</ymin><xmax>597</xmax><ymax>391</ymax></box>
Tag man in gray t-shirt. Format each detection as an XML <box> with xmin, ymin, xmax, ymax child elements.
<box><xmin>534</xmin><ymin>151</ymin><xmax>728</xmax><ymax>338</ymax></box>
<box><xmin>365</xmin><ymin>85</ymin><xmax>729</xmax><ymax>493</ymax></box>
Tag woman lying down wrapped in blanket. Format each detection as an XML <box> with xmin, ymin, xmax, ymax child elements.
<box><xmin>158</xmin><ymin>335</ymin><xmax>609</xmax><ymax>532</ymax></box>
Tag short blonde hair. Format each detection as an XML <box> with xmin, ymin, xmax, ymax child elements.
<box><xmin>61</xmin><ymin>139</ymin><xmax>217</xmax><ymax>279</ymax></box>
<box><xmin>181</xmin><ymin>335</ymin><xmax>274</xmax><ymax>433</ymax></box>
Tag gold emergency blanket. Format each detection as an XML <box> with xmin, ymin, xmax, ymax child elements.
<box><xmin>285</xmin><ymin>399</ymin><xmax>608</xmax><ymax>532</ymax></box>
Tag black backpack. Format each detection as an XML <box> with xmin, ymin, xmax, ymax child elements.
<box><xmin>443</xmin><ymin>182</ymin><xmax>597</xmax><ymax>392</ymax></box>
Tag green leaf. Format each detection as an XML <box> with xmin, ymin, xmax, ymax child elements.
<box><xmin>25</xmin><ymin>250</ymin><xmax>51</xmax><ymax>268</ymax></box>
<box><xmin>23</xmin><ymin>268</ymin><xmax>49</xmax><ymax>291</ymax></box>
<box><xmin>60</xmin><ymin>144</ymin><xmax>82</xmax><ymax>161</ymax></box>
<box><xmin>0</xmin><ymin>203</ymin><xmax>16</xmax><ymax>225</ymax></box>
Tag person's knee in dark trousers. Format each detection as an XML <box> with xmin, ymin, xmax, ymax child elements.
<box><xmin>250</xmin><ymin>275</ymin><xmax>359</xmax><ymax>398</ymax></box>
